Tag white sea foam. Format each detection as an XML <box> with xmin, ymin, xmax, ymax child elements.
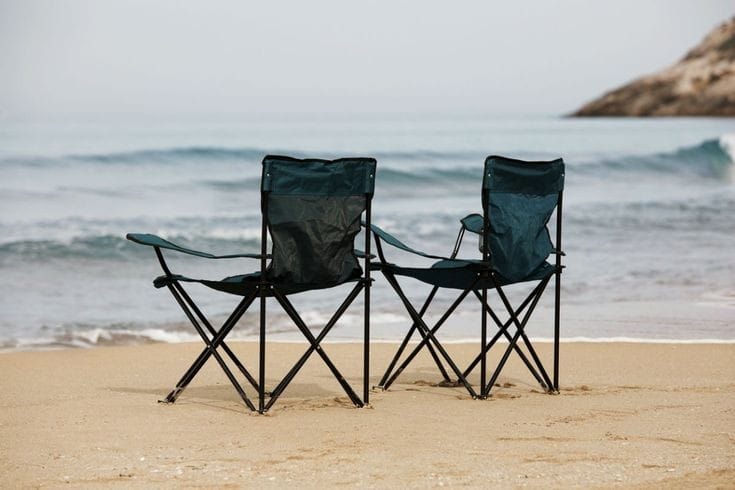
<box><xmin>388</xmin><ymin>337</ymin><xmax>735</xmax><ymax>344</ymax></box>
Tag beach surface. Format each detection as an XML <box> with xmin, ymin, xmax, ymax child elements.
<box><xmin>1</xmin><ymin>342</ymin><xmax>733</xmax><ymax>488</ymax></box>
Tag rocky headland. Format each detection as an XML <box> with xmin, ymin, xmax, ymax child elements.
<box><xmin>573</xmin><ymin>17</ymin><xmax>735</xmax><ymax>117</ymax></box>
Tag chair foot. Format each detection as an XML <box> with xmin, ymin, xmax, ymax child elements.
<box><xmin>160</xmin><ymin>386</ymin><xmax>184</xmax><ymax>404</ymax></box>
<box><xmin>157</xmin><ymin>399</ymin><xmax>174</xmax><ymax>404</ymax></box>
<box><xmin>373</xmin><ymin>385</ymin><xmax>387</xmax><ymax>391</ymax></box>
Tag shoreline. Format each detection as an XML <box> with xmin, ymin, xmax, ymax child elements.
<box><xmin>4</xmin><ymin>336</ymin><xmax>735</xmax><ymax>355</ymax></box>
<box><xmin>1</xmin><ymin>341</ymin><xmax>733</xmax><ymax>487</ymax></box>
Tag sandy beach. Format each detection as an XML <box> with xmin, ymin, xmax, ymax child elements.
<box><xmin>1</xmin><ymin>341</ymin><xmax>733</xmax><ymax>488</ymax></box>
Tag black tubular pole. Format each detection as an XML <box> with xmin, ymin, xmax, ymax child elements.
<box><xmin>162</xmin><ymin>290</ymin><xmax>255</xmax><ymax>403</ymax></box>
<box><xmin>495</xmin><ymin>277</ymin><xmax>554</xmax><ymax>390</ymax></box>
<box><xmin>554</xmin><ymin>190</ymin><xmax>563</xmax><ymax>392</ymax></box>
<box><xmin>162</xmin><ymin>288</ymin><xmax>257</xmax><ymax>405</ymax></box>
<box><xmin>381</xmin><ymin>280</ymin><xmax>473</xmax><ymax>391</ymax></box>
<box><xmin>266</xmin><ymin>284</ymin><xmax>364</xmax><ymax>406</ymax></box>
<box><xmin>364</xmin><ymin>195</ymin><xmax>372</xmax><ymax>405</ymax></box>
<box><xmin>154</xmin><ymin>245</ymin><xmax>260</xmax><ymax>395</ymax></box>
<box><xmin>382</xmin><ymin>271</ymin><xmax>478</xmax><ymax>398</ymax></box>
<box><xmin>259</xmin><ymin>190</ymin><xmax>269</xmax><ymax>414</ymax></box>
<box><xmin>172</xmin><ymin>282</ymin><xmax>259</xmax><ymax>391</ymax></box>
<box><xmin>378</xmin><ymin>222</ymin><xmax>471</xmax><ymax>389</ymax></box>
<box><xmin>267</xmin><ymin>284</ymin><xmax>365</xmax><ymax>410</ymax></box>
<box><xmin>410</xmin><ymin>298</ymin><xmax>453</xmax><ymax>382</ymax></box>
<box><xmin>481</xmin><ymin>179</ymin><xmax>491</xmax><ymax>397</ymax></box>
<box><xmin>492</xmin><ymin>288</ymin><xmax>550</xmax><ymax>390</ymax></box>
<box><xmin>450</xmin><ymin>226</ymin><xmax>465</xmax><ymax>258</ymax></box>
<box><xmin>377</xmin><ymin>285</ymin><xmax>446</xmax><ymax>388</ymax></box>
<box><xmin>378</xmin><ymin>325</ymin><xmax>418</xmax><ymax>388</ymax></box>
<box><xmin>467</xmin><ymin>288</ymin><xmax>545</xmax><ymax>387</ymax></box>
<box><xmin>164</xmin><ymin>283</ymin><xmax>256</xmax><ymax>411</ymax></box>
<box><xmin>483</xmin><ymin>276</ymin><xmax>552</xmax><ymax>397</ymax></box>
<box><xmin>483</xmin><ymin>278</ymin><xmax>549</xmax><ymax>397</ymax></box>
<box><xmin>480</xmin><ymin>284</ymin><xmax>488</xmax><ymax>397</ymax></box>
<box><xmin>475</xmin><ymin>279</ymin><xmax>553</xmax><ymax>390</ymax></box>
<box><xmin>154</xmin><ymin>247</ymin><xmax>173</xmax><ymax>276</ymax></box>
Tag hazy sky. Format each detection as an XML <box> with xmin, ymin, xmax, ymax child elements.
<box><xmin>1</xmin><ymin>0</ymin><xmax>733</xmax><ymax>121</ymax></box>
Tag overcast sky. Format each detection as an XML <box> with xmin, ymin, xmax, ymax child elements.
<box><xmin>1</xmin><ymin>0</ymin><xmax>733</xmax><ymax>121</ymax></box>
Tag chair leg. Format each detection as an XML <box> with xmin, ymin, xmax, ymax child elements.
<box><xmin>258</xmin><ymin>287</ymin><xmax>266</xmax><ymax>414</ymax></box>
<box><xmin>494</xmin><ymin>280</ymin><xmax>554</xmax><ymax>392</ymax></box>
<box><xmin>554</xmin><ymin>267</ymin><xmax>561</xmax><ymax>392</ymax></box>
<box><xmin>266</xmin><ymin>284</ymin><xmax>365</xmax><ymax>412</ymax></box>
<box><xmin>173</xmin><ymin>282</ymin><xmax>259</xmax><ymax>391</ymax></box>
<box><xmin>163</xmin><ymin>285</ymin><xmax>257</xmax><ymax>411</ymax></box>
<box><xmin>378</xmin><ymin>324</ymin><xmax>419</xmax><ymax>388</ymax></box>
<box><xmin>480</xmin><ymin>286</ymin><xmax>487</xmax><ymax>398</ymax></box>
<box><xmin>483</xmin><ymin>277</ymin><xmax>552</xmax><ymax>397</ymax></box>
<box><xmin>466</xmin><ymin>287</ymin><xmax>547</xmax><ymax>388</ymax></box>
<box><xmin>378</xmin><ymin>286</ymin><xmax>451</xmax><ymax>389</ymax></box>
<box><xmin>380</xmin><ymin>281</ymin><xmax>473</xmax><ymax>391</ymax></box>
<box><xmin>382</xmin><ymin>271</ymin><xmax>479</xmax><ymax>398</ymax></box>
<box><xmin>364</xmin><ymin>277</ymin><xmax>371</xmax><ymax>406</ymax></box>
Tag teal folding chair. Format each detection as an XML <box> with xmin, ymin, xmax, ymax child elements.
<box><xmin>371</xmin><ymin>155</ymin><xmax>564</xmax><ymax>398</ymax></box>
<box><xmin>127</xmin><ymin>155</ymin><xmax>376</xmax><ymax>413</ymax></box>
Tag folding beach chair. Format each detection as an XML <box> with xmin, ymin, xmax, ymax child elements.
<box><xmin>371</xmin><ymin>155</ymin><xmax>564</xmax><ymax>398</ymax></box>
<box><xmin>127</xmin><ymin>155</ymin><xmax>376</xmax><ymax>413</ymax></box>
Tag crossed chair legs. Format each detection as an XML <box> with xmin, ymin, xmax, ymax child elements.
<box><xmin>158</xmin><ymin>267</ymin><xmax>555</xmax><ymax>411</ymax></box>
<box><xmin>377</xmin><ymin>271</ymin><xmax>557</xmax><ymax>398</ymax></box>
<box><xmin>159</xmin><ymin>278</ymin><xmax>369</xmax><ymax>413</ymax></box>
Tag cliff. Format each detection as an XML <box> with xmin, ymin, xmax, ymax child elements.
<box><xmin>573</xmin><ymin>17</ymin><xmax>735</xmax><ymax>117</ymax></box>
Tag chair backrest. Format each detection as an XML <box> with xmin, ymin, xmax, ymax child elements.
<box><xmin>482</xmin><ymin>155</ymin><xmax>565</xmax><ymax>282</ymax></box>
<box><xmin>261</xmin><ymin>155</ymin><xmax>377</xmax><ymax>288</ymax></box>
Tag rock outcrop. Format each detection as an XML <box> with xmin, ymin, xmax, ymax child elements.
<box><xmin>573</xmin><ymin>17</ymin><xmax>735</xmax><ymax>117</ymax></box>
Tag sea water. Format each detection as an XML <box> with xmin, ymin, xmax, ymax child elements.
<box><xmin>1</xmin><ymin>117</ymin><xmax>733</xmax><ymax>349</ymax></box>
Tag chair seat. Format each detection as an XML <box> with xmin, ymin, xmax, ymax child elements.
<box><xmin>154</xmin><ymin>270</ymin><xmax>361</xmax><ymax>296</ymax></box>
<box><xmin>373</xmin><ymin>259</ymin><xmax>555</xmax><ymax>290</ymax></box>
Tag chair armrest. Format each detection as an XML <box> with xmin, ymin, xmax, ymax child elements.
<box><xmin>126</xmin><ymin>233</ymin><xmax>268</xmax><ymax>259</ymax></box>
<box><xmin>362</xmin><ymin>222</ymin><xmax>453</xmax><ymax>261</ymax></box>
<box><xmin>460</xmin><ymin>213</ymin><xmax>484</xmax><ymax>234</ymax></box>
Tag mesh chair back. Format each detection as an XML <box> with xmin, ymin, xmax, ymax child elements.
<box><xmin>482</xmin><ymin>155</ymin><xmax>564</xmax><ymax>282</ymax></box>
<box><xmin>261</xmin><ymin>155</ymin><xmax>376</xmax><ymax>288</ymax></box>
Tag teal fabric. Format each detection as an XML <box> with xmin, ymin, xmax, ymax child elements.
<box><xmin>262</xmin><ymin>155</ymin><xmax>376</xmax><ymax>196</ymax></box>
<box><xmin>482</xmin><ymin>156</ymin><xmax>564</xmax><ymax>283</ymax></box>
<box><xmin>267</xmin><ymin>194</ymin><xmax>365</xmax><ymax>287</ymax></box>
<box><xmin>370</xmin><ymin>155</ymin><xmax>562</xmax><ymax>288</ymax></box>
<box><xmin>460</xmin><ymin>213</ymin><xmax>484</xmax><ymax>234</ymax></box>
<box><xmin>126</xmin><ymin>233</ymin><xmax>264</xmax><ymax>259</ymax></box>
<box><xmin>482</xmin><ymin>155</ymin><xmax>564</xmax><ymax>195</ymax></box>
<box><xmin>377</xmin><ymin>259</ymin><xmax>554</xmax><ymax>290</ymax></box>
<box><xmin>261</xmin><ymin>155</ymin><xmax>377</xmax><ymax>290</ymax></box>
<box><xmin>368</xmin><ymin>223</ymin><xmax>450</xmax><ymax>261</ymax></box>
<box><xmin>128</xmin><ymin>155</ymin><xmax>376</xmax><ymax>297</ymax></box>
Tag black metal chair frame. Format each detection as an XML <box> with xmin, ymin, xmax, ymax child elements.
<box><xmin>129</xmin><ymin>157</ymin><xmax>374</xmax><ymax>414</ymax></box>
<box><xmin>372</xmin><ymin>165</ymin><xmax>564</xmax><ymax>399</ymax></box>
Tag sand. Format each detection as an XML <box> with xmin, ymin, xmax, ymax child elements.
<box><xmin>1</xmin><ymin>341</ymin><xmax>734</xmax><ymax>488</ymax></box>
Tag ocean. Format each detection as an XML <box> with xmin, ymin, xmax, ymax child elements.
<box><xmin>1</xmin><ymin>117</ymin><xmax>734</xmax><ymax>350</ymax></box>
